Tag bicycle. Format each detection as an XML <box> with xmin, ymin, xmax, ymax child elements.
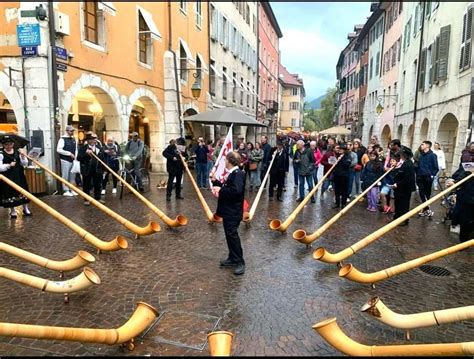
<box><xmin>118</xmin><ymin>155</ymin><xmax>150</xmax><ymax>199</ymax></box>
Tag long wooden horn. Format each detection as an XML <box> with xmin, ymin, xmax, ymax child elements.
<box><xmin>91</xmin><ymin>153</ymin><xmax>188</xmax><ymax>228</ymax></box>
<box><xmin>361</xmin><ymin>296</ymin><xmax>474</xmax><ymax>337</ymax></box>
<box><xmin>294</xmin><ymin>166</ymin><xmax>395</xmax><ymax>245</ymax></box>
<box><xmin>179</xmin><ymin>154</ymin><xmax>222</xmax><ymax>223</ymax></box>
<box><xmin>313</xmin><ymin>317</ymin><xmax>474</xmax><ymax>356</ymax></box>
<box><xmin>207</xmin><ymin>331</ymin><xmax>233</xmax><ymax>356</ymax></box>
<box><xmin>269</xmin><ymin>155</ymin><xmax>342</xmax><ymax>232</ymax></box>
<box><xmin>314</xmin><ymin>172</ymin><xmax>474</xmax><ymax>265</ymax></box>
<box><xmin>340</xmin><ymin>239</ymin><xmax>474</xmax><ymax>285</ymax></box>
<box><xmin>0</xmin><ymin>242</ymin><xmax>95</xmax><ymax>272</ymax></box>
<box><xmin>27</xmin><ymin>155</ymin><xmax>161</xmax><ymax>236</ymax></box>
<box><xmin>0</xmin><ymin>302</ymin><xmax>157</xmax><ymax>350</ymax></box>
<box><xmin>0</xmin><ymin>175</ymin><xmax>128</xmax><ymax>252</ymax></box>
<box><xmin>243</xmin><ymin>152</ymin><xmax>276</xmax><ymax>222</ymax></box>
<box><xmin>0</xmin><ymin>266</ymin><xmax>100</xmax><ymax>294</ymax></box>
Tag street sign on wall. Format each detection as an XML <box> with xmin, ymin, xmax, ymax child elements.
<box><xmin>21</xmin><ymin>46</ymin><xmax>38</xmax><ymax>57</ymax></box>
<box><xmin>56</xmin><ymin>62</ymin><xmax>67</xmax><ymax>72</ymax></box>
<box><xmin>16</xmin><ymin>24</ymin><xmax>41</xmax><ymax>47</ymax></box>
<box><xmin>55</xmin><ymin>46</ymin><xmax>68</xmax><ymax>60</ymax></box>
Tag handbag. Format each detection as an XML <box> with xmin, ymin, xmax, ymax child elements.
<box><xmin>70</xmin><ymin>160</ymin><xmax>81</xmax><ymax>174</ymax></box>
<box><xmin>249</xmin><ymin>162</ymin><xmax>258</xmax><ymax>171</ymax></box>
<box><xmin>354</xmin><ymin>164</ymin><xmax>363</xmax><ymax>172</ymax></box>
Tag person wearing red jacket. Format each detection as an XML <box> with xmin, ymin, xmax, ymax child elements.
<box><xmin>310</xmin><ymin>140</ymin><xmax>322</xmax><ymax>186</ymax></box>
<box><xmin>320</xmin><ymin>145</ymin><xmax>336</xmax><ymax>196</ymax></box>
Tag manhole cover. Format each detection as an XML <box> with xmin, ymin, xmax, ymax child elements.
<box><xmin>143</xmin><ymin>310</ymin><xmax>222</xmax><ymax>351</ymax></box>
<box><xmin>419</xmin><ymin>265</ymin><xmax>451</xmax><ymax>276</ymax></box>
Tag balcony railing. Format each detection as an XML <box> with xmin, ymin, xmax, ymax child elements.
<box><xmin>265</xmin><ymin>100</ymin><xmax>279</xmax><ymax>114</ymax></box>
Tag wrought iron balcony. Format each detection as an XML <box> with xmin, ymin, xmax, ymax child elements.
<box><xmin>265</xmin><ymin>100</ymin><xmax>279</xmax><ymax>115</ymax></box>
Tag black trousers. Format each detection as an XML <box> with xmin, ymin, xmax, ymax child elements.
<box><xmin>269</xmin><ymin>173</ymin><xmax>284</xmax><ymax>198</ymax></box>
<box><xmin>394</xmin><ymin>190</ymin><xmax>412</xmax><ymax>221</ymax></box>
<box><xmin>83</xmin><ymin>171</ymin><xmax>102</xmax><ymax>200</ymax></box>
<box><xmin>417</xmin><ymin>175</ymin><xmax>433</xmax><ymax>210</ymax></box>
<box><xmin>333</xmin><ymin>175</ymin><xmax>349</xmax><ymax>206</ymax></box>
<box><xmin>458</xmin><ymin>202</ymin><xmax>474</xmax><ymax>243</ymax></box>
<box><xmin>223</xmin><ymin>218</ymin><xmax>244</xmax><ymax>265</ymax></box>
<box><xmin>166</xmin><ymin>171</ymin><xmax>183</xmax><ymax>197</ymax></box>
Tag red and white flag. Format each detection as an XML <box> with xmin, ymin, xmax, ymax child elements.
<box><xmin>210</xmin><ymin>124</ymin><xmax>233</xmax><ymax>186</ymax></box>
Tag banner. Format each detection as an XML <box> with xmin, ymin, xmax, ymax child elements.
<box><xmin>210</xmin><ymin>124</ymin><xmax>233</xmax><ymax>185</ymax></box>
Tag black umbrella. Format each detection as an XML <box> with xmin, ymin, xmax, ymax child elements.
<box><xmin>0</xmin><ymin>132</ymin><xmax>29</xmax><ymax>148</ymax></box>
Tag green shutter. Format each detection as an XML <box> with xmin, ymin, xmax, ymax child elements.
<box><xmin>418</xmin><ymin>48</ymin><xmax>427</xmax><ymax>91</ymax></box>
<box><xmin>433</xmin><ymin>36</ymin><xmax>440</xmax><ymax>83</ymax></box>
<box><xmin>437</xmin><ymin>25</ymin><xmax>451</xmax><ymax>80</ymax></box>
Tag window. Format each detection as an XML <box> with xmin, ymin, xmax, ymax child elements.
<box><xmin>290</xmin><ymin>102</ymin><xmax>299</xmax><ymax>110</ymax></box>
<box><xmin>292</xmin><ymin>87</ymin><xmax>298</xmax><ymax>96</ymax></box>
<box><xmin>246</xmin><ymin>81</ymin><xmax>250</xmax><ymax>107</ymax></box>
<box><xmin>180</xmin><ymin>44</ymin><xmax>188</xmax><ymax>82</ymax></box>
<box><xmin>222</xmin><ymin>67</ymin><xmax>228</xmax><ymax>100</ymax></box>
<box><xmin>196</xmin><ymin>55</ymin><xmax>202</xmax><ymax>85</ymax></box>
<box><xmin>240</xmin><ymin>77</ymin><xmax>244</xmax><ymax>105</ymax></box>
<box><xmin>364</xmin><ymin>64</ymin><xmax>368</xmax><ymax>84</ymax></box>
<box><xmin>210</xmin><ymin>60</ymin><xmax>216</xmax><ymax>96</ymax></box>
<box><xmin>210</xmin><ymin>5</ymin><xmax>218</xmax><ymax>41</ymax></box>
<box><xmin>426</xmin><ymin>45</ymin><xmax>432</xmax><ymax>89</ymax></box>
<box><xmin>375</xmin><ymin>51</ymin><xmax>380</xmax><ymax>76</ymax></box>
<box><xmin>252</xmin><ymin>86</ymin><xmax>255</xmax><ymax>109</ymax></box>
<box><xmin>222</xmin><ymin>16</ymin><xmax>229</xmax><ymax>49</ymax></box>
<box><xmin>459</xmin><ymin>6</ymin><xmax>472</xmax><ymax>71</ymax></box>
<box><xmin>232</xmin><ymin>72</ymin><xmax>237</xmax><ymax>103</ymax></box>
<box><xmin>246</xmin><ymin>4</ymin><xmax>250</xmax><ymax>24</ymax></box>
<box><xmin>84</xmin><ymin>1</ymin><xmax>99</xmax><ymax>44</ymax></box>
<box><xmin>369</xmin><ymin>57</ymin><xmax>373</xmax><ymax>79</ymax></box>
<box><xmin>418</xmin><ymin>48</ymin><xmax>427</xmax><ymax>91</ymax></box>
<box><xmin>392</xmin><ymin>42</ymin><xmax>397</xmax><ymax>67</ymax></box>
<box><xmin>438</xmin><ymin>25</ymin><xmax>450</xmax><ymax>80</ymax></box>
<box><xmin>195</xmin><ymin>1</ymin><xmax>202</xmax><ymax>29</ymax></box>
<box><xmin>397</xmin><ymin>36</ymin><xmax>402</xmax><ymax>61</ymax></box>
<box><xmin>180</xmin><ymin>1</ymin><xmax>187</xmax><ymax>14</ymax></box>
<box><xmin>253</xmin><ymin>14</ymin><xmax>257</xmax><ymax>34</ymax></box>
<box><xmin>138</xmin><ymin>12</ymin><xmax>150</xmax><ymax>64</ymax></box>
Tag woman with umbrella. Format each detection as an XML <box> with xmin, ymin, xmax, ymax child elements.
<box><xmin>0</xmin><ymin>135</ymin><xmax>32</xmax><ymax>218</ymax></box>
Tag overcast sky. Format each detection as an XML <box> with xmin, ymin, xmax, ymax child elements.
<box><xmin>271</xmin><ymin>2</ymin><xmax>372</xmax><ymax>101</ymax></box>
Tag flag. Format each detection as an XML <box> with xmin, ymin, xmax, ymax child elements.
<box><xmin>210</xmin><ymin>125</ymin><xmax>233</xmax><ymax>184</ymax></box>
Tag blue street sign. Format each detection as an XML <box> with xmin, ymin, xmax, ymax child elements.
<box><xmin>56</xmin><ymin>62</ymin><xmax>67</xmax><ymax>72</ymax></box>
<box><xmin>55</xmin><ymin>46</ymin><xmax>68</xmax><ymax>60</ymax></box>
<box><xmin>21</xmin><ymin>46</ymin><xmax>38</xmax><ymax>57</ymax></box>
<box><xmin>17</xmin><ymin>24</ymin><xmax>41</xmax><ymax>47</ymax></box>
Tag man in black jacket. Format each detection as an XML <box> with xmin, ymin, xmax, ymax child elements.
<box><xmin>268</xmin><ymin>141</ymin><xmax>287</xmax><ymax>201</ymax></box>
<box><xmin>332</xmin><ymin>143</ymin><xmax>352</xmax><ymax>209</ymax></box>
<box><xmin>213</xmin><ymin>151</ymin><xmax>246</xmax><ymax>275</ymax></box>
<box><xmin>416</xmin><ymin>140</ymin><xmax>439</xmax><ymax>217</ymax></box>
<box><xmin>77</xmin><ymin>133</ymin><xmax>105</xmax><ymax>205</ymax></box>
<box><xmin>260</xmin><ymin>135</ymin><xmax>272</xmax><ymax>184</ymax></box>
<box><xmin>392</xmin><ymin>146</ymin><xmax>416</xmax><ymax>226</ymax></box>
<box><xmin>162</xmin><ymin>138</ymin><xmax>186</xmax><ymax>201</ymax></box>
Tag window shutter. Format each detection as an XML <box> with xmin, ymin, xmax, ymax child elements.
<box><xmin>418</xmin><ymin>48</ymin><xmax>426</xmax><ymax>91</ymax></box>
<box><xmin>463</xmin><ymin>7</ymin><xmax>473</xmax><ymax>69</ymax></box>
<box><xmin>217</xmin><ymin>11</ymin><xmax>223</xmax><ymax>44</ymax></box>
<box><xmin>211</xmin><ymin>6</ymin><xmax>218</xmax><ymax>40</ymax></box>
<box><xmin>425</xmin><ymin>1</ymin><xmax>431</xmax><ymax>17</ymax></box>
<box><xmin>433</xmin><ymin>36</ymin><xmax>440</xmax><ymax>83</ymax></box>
<box><xmin>437</xmin><ymin>25</ymin><xmax>450</xmax><ymax>80</ymax></box>
<box><xmin>407</xmin><ymin>19</ymin><xmax>411</xmax><ymax>46</ymax></box>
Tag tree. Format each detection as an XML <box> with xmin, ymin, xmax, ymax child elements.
<box><xmin>302</xmin><ymin>87</ymin><xmax>337</xmax><ymax>131</ymax></box>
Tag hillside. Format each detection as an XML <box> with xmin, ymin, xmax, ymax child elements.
<box><xmin>308</xmin><ymin>94</ymin><xmax>326</xmax><ymax>109</ymax></box>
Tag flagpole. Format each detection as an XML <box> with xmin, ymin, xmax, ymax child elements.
<box><xmin>209</xmin><ymin>123</ymin><xmax>233</xmax><ymax>186</ymax></box>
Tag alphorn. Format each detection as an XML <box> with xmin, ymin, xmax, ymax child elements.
<box><xmin>294</xmin><ymin>166</ymin><xmax>395</xmax><ymax>245</ymax></box>
<box><xmin>361</xmin><ymin>296</ymin><xmax>474</xmax><ymax>341</ymax></box>
<box><xmin>314</xmin><ymin>172</ymin><xmax>474</xmax><ymax>264</ymax></box>
<box><xmin>313</xmin><ymin>317</ymin><xmax>474</xmax><ymax>356</ymax></box>
<box><xmin>0</xmin><ymin>302</ymin><xmax>157</xmax><ymax>351</ymax></box>
<box><xmin>340</xmin><ymin>239</ymin><xmax>474</xmax><ymax>285</ymax></box>
<box><xmin>0</xmin><ymin>266</ymin><xmax>100</xmax><ymax>294</ymax></box>
<box><xmin>179</xmin><ymin>154</ymin><xmax>221</xmax><ymax>223</ymax></box>
<box><xmin>28</xmin><ymin>155</ymin><xmax>160</xmax><ymax>236</ymax></box>
<box><xmin>207</xmin><ymin>331</ymin><xmax>234</xmax><ymax>356</ymax></box>
<box><xmin>91</xmin><ymin>152</ymin><xmax>188</xmax><ymax>228</ymax></box>
<box><xmin>0</xmin><ymin>242</ymin><xmax>94</xmax><ymax>272</ymax></box>
<box><xmin>0</xmin><ymin>175</ymin><xmax>128</xmax><ymax>252</ymax></box>
<box><xmin>243</xmin><ymin>152</ymin><xmax>276</xmax><ymax>223</ymax></box>
<box><xmin>269</xmin><ymin>155</ymin><xmax>342</xmax><ymax>232</ymax></box>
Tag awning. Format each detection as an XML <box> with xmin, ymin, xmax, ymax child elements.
<box><xmin>210</xmin><ymin>63</ymin><xmax>222</xmax><ymax>78</ymax></box>
<box><xmin>179</xmin><ymin>38</ymin><xmax>195</xmax><ymax>64</ymax></box>
<box><xmin>319</xmin><ymin>125</ymin><xmax>351</xmax><ymax>135</ymax></box>
<box><xmin>184</xmin><ymin>107</ymin><xmax>266</xmax><ymax>127</ymax></box>
<box><xmin>138</xmin><ymin>7</ymin><xmax>162</xmax><ymax>41</ymax></box>
<box><xmin>98</xmin><ymin>2</ymin><xmax>116</xmax><ymax>16</ymax></box>
<box><xmin>196</xmin><ymin>53</ymin><xmax>208</xmax><ymax>73</ymax></box>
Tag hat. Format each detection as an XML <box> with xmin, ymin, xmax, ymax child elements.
<box><xmin>65</xmin><ymin>125</ymin><xmax>75</xmax><ymax>132</ymax></box>
<box><xmin>131</xmin><ymin>132</ymin><xmax>139</xmax><ymax>137</ymax></box>
<box><xmin>339</xmin><ymin>143</ymin><xmax>347</xmax><ymax>150</ymax></box>
<box><xmin>85</xmin><ymin>133</ymin><xmax>97</xmax><ymax>141</ymax></box>
<box><xmin>1</xmin><ymin>136</ymin><xmax>15</xmax><ymax>144</ymax></box>
<box><xmin>176</xmin><ymin>137</ymin><xmax>185</xmax><ymax>145</ymax></box>
<box><xmin>400</xmin><ymin>145</ymin><xmax>413</xmax><ymax>158</ymax></box>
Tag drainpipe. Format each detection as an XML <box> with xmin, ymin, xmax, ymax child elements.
<box><xmin>168</xmin><ymin>1</ymin><xmax>183</xmax><ymax>138</ymax></box>
<box><xmin>412</xmin><ymin>2</ymin><xmax>426</xmax><ymax>144</ymax></box>
<box><xmin>20</xmin><ymin>58</ymin><xmax>29</xmax><ymax>143</ymax></box>
<box><xmin>256</xmin><ymin>2</ymin><xmax>261</xmax><ymax>140</ymax></box>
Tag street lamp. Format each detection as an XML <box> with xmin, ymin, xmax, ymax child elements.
<box><xmin>376</xmin><ymin>94</ymin><xmax>398</xmax><ymax>114</ymax></box>
<box><xmin>181</xmin><ymin>69</ymin><xmax>202</xmax><ymax>100</ymax></box>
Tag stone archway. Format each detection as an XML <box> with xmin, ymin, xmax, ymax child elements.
<box><xmin>381</xmin><ymin>124</ymin><xmax>391</xmax><ymax>149</ymax></box>
<box><xmin>397</xmin><ymin>124</ymin><xmax>403</xmax><ymax>141</ymax></box>
<box><xmin>128</xmin><ymin>88</ymin><xmax>164</xmax><ymax>173</ymax></box>
<box><xmin>368</xmin><ymin>125</ymin><xmax>374</xmax><ymax>143</ymax></box>
<box><xmin>420</xmin><ymin>118</ymin><xmax>429</xmax><ymax>143</ymax></box>
<box><xmin>0</xmin><ymin>72</ymin><xmax>25</xmax><ymax>134</ymax></box>
<box><xmin>406</xmin><ymin>124</ymin><xmax>414</xmax><ymax>149</ymax></box>
<box><xmin>246</xmin><ymin>125</ymin><xmax>256</xmax><ymax>144</ymax></box>
<box><xmin>62</xmin><ymin>74</ymin><xmax>124</xmax><ymax>143</ymax></box>
<box><xmin>437</xmin><ymin>113</ymin><xmax>459</xmax><ymax>172</ymax></box>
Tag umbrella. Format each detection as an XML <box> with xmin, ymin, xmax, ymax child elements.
<box><xmin>319</xmin><ymin>126</ymin><xmax>351</xmax><ymax>135</ymax></box>
<box><xmin>183</xmin><ymin>107</ymin><xmax>266</xmax><ymax>127</ymax></box>
<box><xmin>0</xmin><ymin>132</ymin><xmax>29</xmax><ymax>148</ymax></box>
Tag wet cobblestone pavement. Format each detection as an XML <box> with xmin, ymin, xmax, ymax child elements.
<box><xmin>0</xmin><ymin>169</ymin><xmax>472</xmax><ymax>356</ymax></box>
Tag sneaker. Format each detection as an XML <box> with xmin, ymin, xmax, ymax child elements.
<box><xmin>71</xmin><ymin>191</ymin><xmax>79</xmax><ymax>196</ymax></box>
<box><xmin>367</xmin><ymin>207</ymin><xmax>377</xmax><ymax>212</ymax></box>
<box><xmin>418</xmin><ymin>210</ymin><xmax>427</xmax><ymax>217</ymax></box>
<box><xmin>112</xmin><ymin>188</ymin><xmax>117</xmax><ymax>194</ymax></box>
<box><xmin>101</xmin><ymin>189</ymin><xmax>106</xmax><ymax>195</ymax></box>
<box><xmin>99</xmin><ymin>199</ymin><xmax>106</xmax><ymax>204</ymax></box>
<box><xmin>296</xmin><ymin>197</ymin><xmax>303</xmax><ymax>202</ymax></box>
<box><xmin>310</xmin><ymin>197</ymin><xmax>316</xmax><ymax>204</ymax></box>
<box><xmin>84</xmin><ymin>201</ymin><xmax>91</xmax><ymax>206</ymax></box>
<box><xmin>450</xmin><ymin>225</ymin><xmax>460</xmax><ymax>234</ymax></box>
<box><xmin>425</xmin><ymin>209</ymin><xmax>434</xmax><ymax>217</ymax></box>
<box><xmin>63</xmin><ymin>191</ymin><xmax>73</xmax><ymax>197</ymax></box>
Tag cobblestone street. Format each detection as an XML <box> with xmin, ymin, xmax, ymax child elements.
<box><xmin>0</xmin><ymin>171</ymin><xmax>472</xmax><ymax>356</ymax></box>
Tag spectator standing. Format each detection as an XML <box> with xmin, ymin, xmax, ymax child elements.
<box><xmin>193</xmin><ymin>136</ymin><xmax>209</xmax><ymax>189</ymax></box>
<box><xmin>260</xmin><ymin>135</ymin><xmax>272</xmax><ymax>185</ymax></box>
<box><xmin>296</xmin><ymin>140</ymin><xmax>315</xmax><ymax>203</ymax></box>
<box><xmin>206</xmin><ymin>140</ymin><xmax>215</xmax><ymax>184</ymax></box>
<box><xmin>57</xmin><ymin>125</ymin><xmax>78</xmax><ymax>197</ymax></box>
<box><xmin>432</xmin><ymin>142</ymin><xmax>446</xmax><ymax>191</ymax></box>
<box><xmin>268</xmin><ymin>141</ymin><xmax>286</xmax><ymax>202</ymax></box>
<box><xmin>162</xmin><ymin>138</ymin><xmax>186</xmax><ymax>201</ymax></box>
<box><xmin>101</xmin><ymin>138</ymin><xmax>121</xmax><ymax>195</ymax></box>
<box><xmin>248</xmin><ymin>142</ymin><xmax>263</xmax><ymax>192</ymax></box>
<box><xmin>125</xmin><ymin>132</ymin><xmax>145</xmax><ymax>192</ymax></box>
<box><xmin>310</xmin><ymin>140</ymin><xmax>322</xmax><ymax>186</ymax></box>
<box><xmin>320</xmin><ymin>145</ymin><xmax>336</xmax><ymax>196</ymax></box>
<box><xmin>77</xmin><ymin>133</ymin><xmax>105</xmax><ymax>205</ymax></box>
<box><xmin>290</xmin><ymin>141</ymin><xmax>299</xmax><ymax>189</ymax></box>
<box><xmin>392</xmin><ymin>146</ymin><xmax>416</xmax><ymax>226</ymax></box>
<box><xmin>416</xmin><ymin>141</ymin><xmax>439</xmax><ymax>217</ymax></box>
<box><xmin>237</xmin><ymin>142</ymin><xmax>249</xmax><ymax>172</ymax></box>
<box><xmin>361</xmin><ymin>151</ymin><xmax>384</xmax><ymax>212</ymax></box>
<box><xmin>332</xmin><ymin>143</ymin><xmax>352</xmax><ymax>209</ymax></box>
<box><xmin>346</xmin><ymin>141</ymin><xmax>358</xmax><ymax>199</ymax></box>
<box><xmin>352</xmin><ymin>139</ymin><xmax>365</xmax><ymax>195</ymax></box>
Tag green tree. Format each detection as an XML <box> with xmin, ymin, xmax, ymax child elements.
<box><xmin>303</xmin><ymin>87</ymin><xmax>336</xmax><ymax>131</ymax></box>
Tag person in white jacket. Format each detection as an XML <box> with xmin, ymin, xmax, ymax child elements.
<box><xmin>56</xmin><ymin>125</ymin><xmax>78</xmax><ymax>196</ymax></box>
<box><xmin>432</xmin><ymin>142</ymin><xmax>446</xmax><ymax>190</ymax></box>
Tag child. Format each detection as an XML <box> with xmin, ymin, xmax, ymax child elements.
<box><xmin>361</xmin><ymin>151</ymin><xmax>384</xmax><ymax>212</ymax></box>
<box><xmin>380</xmin><ymin>156</ymin><xmax>399</xmax><ymax>213</ymax></box>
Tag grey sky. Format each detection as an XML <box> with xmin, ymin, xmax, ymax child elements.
<box><xmin>271</xmin><ymin>2</ymin><xmax>373</xmax><ymax>101</ymax></box>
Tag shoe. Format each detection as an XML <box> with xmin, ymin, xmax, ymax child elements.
<box><xmin>71</xmin><ymin>191</ymin><xmax>79</xmax><ymax>196</ymax></box>
<box><xmin>63</xmin><ymin>191</ymin><xmax>73</xmax><ymax>197</ymax></box>
<box><xmin>99</xmin><ymin>199</ymin><xmax>106</xmax><ymax>204</ymax></box>
<box><xmin>418</xmin><ymin>210</ymin><xmax>427</xmax><ymax>217</ymax></box>
<box><xmin>269</xmin><ymin>196</ymin><xmax>274</xmax><ymax>201</ymax></box>
<box><xmin>425</xmin><ymin>209</ymin><xmax>434</xmax><ymax>217</ymax></box>
<box><xmin>450</xmin><ymin>225</ymin><xmax>460</xmax><ymax>234</ymax></box>
<box><xmin>383</xmin><ymin>205</ymin><xmax>390</xmax><ymax>213</ymax></box>
<box><xmin>296</xmin><ymin>197</ymin><xmax>304</xmax><ymax>202</ymax></box>
<box><xmin>176</xmin><ymin>196</ymin><xmax>184</xmax><ymax>200</ymax></box>
<box><xmin>311</xmin><ymin>197</ymin><xmax>316</xmax><ymax>204</ymax></box>
<box><xmin>367</xmin><ymin>207</ymin><xmax>377</xmax><ymax>212</ymax></box>
<box><xmin>23</xmin><ymin>208</ymin><xmax>32</xmax><ymax>216</ymax></box>
<box><xmin>84</xmin><ymin>201</ymin><xmax>91</xmax><ymax>206</ymax></box>
<box><xmin>9</xmin><ymin>209</ymin><xmax>17</xmax><ymax>219</ymax></box>
<box><xmin>234</xmin><ymin>264</ymin><xmax>245</xmax><ymax>275</ymax></box>
<box><xmin>166</xmin><ymin>196</ymin><xmax>171</xmax><ymax>202</ymax></box>
<box><xmin>399</xmin><ymin>220</ymin><xmax>409</xmax><ymax>226</ymax></box>
<box><xmin>112</xmin><ymin>188</ymin><xmax>117</xmax><ymax>194</ymax></box>
<box><xmin>332</xmin><ymin>204</ymin><xmax>340</xmax><ymax>209</ymax></box>
<box><xmin>277</xmin><ymin>197</ymin><xmax>284</xmax><ymax>202</ymax></box>
<box><xmin>433</xmin><ymin>186</ymin><xmax>439</xmax><ymax>191</ymax></box>
<box><xmin>220</xmin><ymin>259</ymin><xmax>238</xmax><ymax>267</ymax></box>
<box><xmin>101</xmin><ymin>189</ymin><xmax>106</xmax><ymax>195</ymax></box>
<box><xmin>139</xmin><ymin>187</ymin><xmax>145</xmax><ymax>192</ymax></box>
